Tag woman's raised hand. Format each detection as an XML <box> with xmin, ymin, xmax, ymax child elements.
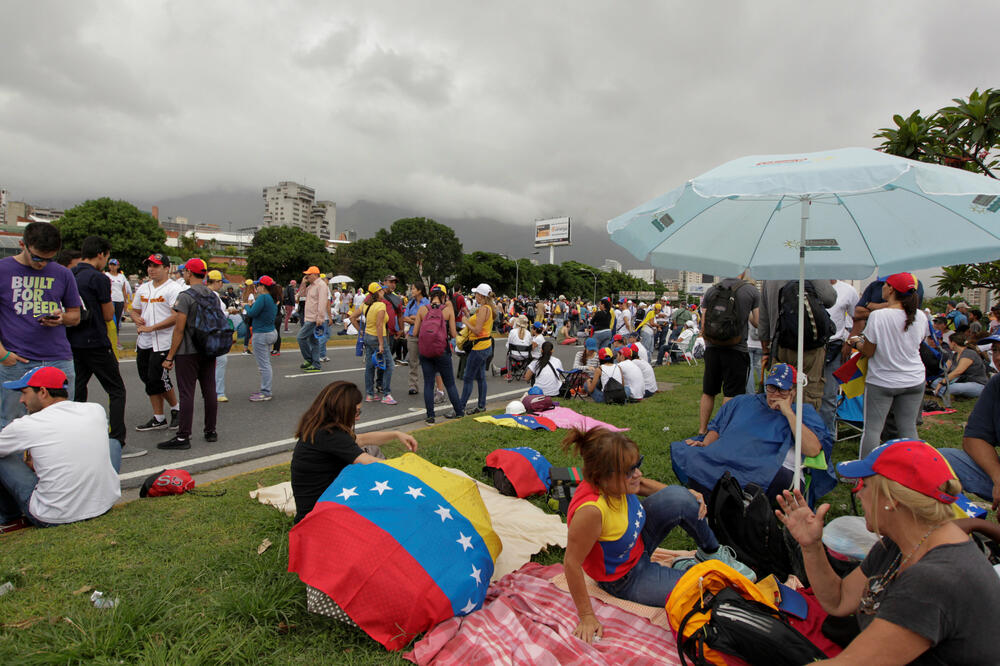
<box><xmin>775</xmin><ymin>488</ymin><xmax>829</xmax><ymax>548</ymax></box>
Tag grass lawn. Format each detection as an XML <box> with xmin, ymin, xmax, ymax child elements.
<box><xmin>0</xmin><ymin>363</ymin><xmax>976</xmax><ymax>664</ymax></box>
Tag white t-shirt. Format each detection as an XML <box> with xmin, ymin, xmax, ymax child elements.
<box><xmin>599</xmin><ymin>363</ymin><xmax>624</xmax><ymax>390</ymax></box>
<box><xmin>617</xmin><ymin>359</ymin><xmax>645</xmax><ymax>399</ymax></box>
<box><xmin>0</xmin><ymin>401</ymin><xmax>120</xmax><ymax>524</ymax></box>
<box><xmin>528</xmin><ymin>357</ymin><xmax>565</xmax><ymax>396</ymax></box>
<box><xmin>105</xmin><ymin>272</ymin><xmax>130</xmax><ymax>304</ymax></box>
<box><xmin>614</xmin><ymin>310</ymin><xmax>632</xmax><ymax>335</ymax></box>
<box><xmin>632</xmin><ymin>341</ymin><xmax>650</xmax><ymax>364</ymax></box>
<box><xmin>506</xmin><ymin>329</ymin><xmax>532</xmax><ymax>359</ymax></box>
<box><xmin>531</xmin><ymin>334</ymin><xmax>545</xmax><ymax>359</ymax></box>
<box><xmin>863</xmin><ymin>308</ymin><xmax>929</xmax><ymax>388</ymax></box>
<box><xmin>353</xmin><ymin>291</ymin><xmax>366</xmax><ymax>310</ymax></box>
<box><xmin>132</xmin><ymin>279</ymin><xmax>185</xmax><ymax>352</ymax></box>
<box><xmin>634</xmin><ymin>358</ymin><xmax>658</xmax><ymax>395</ymax></box>
<box><xmin>826</xmin><ymin>280</ymin><xmax>860</xmax><ymax>343</ymax></box>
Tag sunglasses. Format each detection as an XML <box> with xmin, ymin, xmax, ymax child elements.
<box><xmin>28</xmin><ymin>251</ymin><xmax>55</xmax><ymax>264</ymax></box>
<box><xmin>626</xmin><ymin>455</ymin><xmax>644</xmax><ymax>476</ymax></box>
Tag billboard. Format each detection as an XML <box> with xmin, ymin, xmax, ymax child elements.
<box><xmin>534</xmin><ymin>217</ymin><xmax>571</xmax><ymax>247</ymax></box>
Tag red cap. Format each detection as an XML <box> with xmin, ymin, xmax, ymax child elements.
<box><xmin>837</xmin><ymin>439</ymin><xmax>957</xmax><ymax>504</ymax></box>
<box><xmin>2</xmin><ymin>366</ymin><xmax>68</xmax><ymax>391</ymax></box>
<box><xmin>885</xmin><ymin>272</ymin><xmax>916</xmax><ymax>293</ymax></box>
<box><xmin>612</xmin><ymin>334</ymin><xmax>624</xmax><ymax>342</ymax></box>
<box><xmin>145</xmin><ymin>253</ymin><xmax>168</xmax><ymax>266</ymax></box>
<box><xmin>597</xmin><ymin>347</ymin><xmax>614</xmax><ymax>361</ymax></box>
<box><xmin>257</xmin><ymin>275</ymin><xmax>275</xmax><ymax>286</ymax></box>
<box><xmin>618</xmin><ymin>346</ymin><xmax>632</xmax><ymax>359</ymax></box>
<box><xmin>185</xmin><ymin>257</ymin><xmax>207</xmax><ymax>276</ymax></box>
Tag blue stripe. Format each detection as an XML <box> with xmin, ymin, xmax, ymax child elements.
<box><xmin>317</xmin><ymin>463</ymin><xmax>494</xmax><ymax>616</ymax></box>
<box><xmin>506</xmin><ymin>447</ymin><xmax>552</xmax><ymax>488</ymax></box>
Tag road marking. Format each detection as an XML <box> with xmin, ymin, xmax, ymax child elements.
<box><xmin>118</xmin><ymin>387</ymin><xmax>527</xmax><ymax>482</ymax></box>
<box><xmin>284</xmin><ymin>366</ymin><xmax>365</xmax><ymax>378</ymax></box>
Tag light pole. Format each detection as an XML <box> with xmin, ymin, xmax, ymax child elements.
<box><xmin>500</xmin><ymin>251</ymin><xmax>539</xmax><ymax>297</ymax></box>
<box><xmin>580</xmin><ymin>268</ymin><xmax>597</xmax><ymax>305</ymax></box>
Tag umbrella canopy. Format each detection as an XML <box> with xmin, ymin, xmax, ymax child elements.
<box><xmin>608</xmin><ymin>147</ymin><xmax>1000</xmax><ymax>487</ymax></box>
<box><xmin>328</xmin><ymin>274</ymin><xmax>354</xmax><ymax>283</ymax></box>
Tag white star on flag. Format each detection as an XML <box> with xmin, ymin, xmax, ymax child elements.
<box><xmin>456</xmin><ymin>533</ymin><xmax>473</xmax><ymax>551</ymax></box>
<box><xmin>336</xmin><ymin>487</ymin><xmax>358</xmax><ymax>500</ymax></box>
<box><xmin>637</xmin><ymin>508</ymin><xmax>644</xmax><ymax>518</ymax></box>
<box><xmin>634</xmin><ymin>520</ymin><xmax>640</xmax><ymax>530</ymax></box>
<box><xmin>404</xmin><ymin>486</ymin><xmax>425</xmax><ymax>499</ymax></box>
<box><xmin>434</xmin><ymin>505</ymin><xmax>454</xmax><ymax>522</ymax></box>
<box><xmin>460</xmin><ymin>599</ymin><xmax>477</xmax><ymax>614</ymax></box>
<box><xmin>370</xmin><ymin>480</ymin><xmax>392</xmax><ymax>495</ymax></box>
<box><xmin>470</xmin><ymin>564</ymin><xmax>482</xmax><ymax>584</ymax></box>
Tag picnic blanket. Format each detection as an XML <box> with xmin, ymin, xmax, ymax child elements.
<box><xmin>532</xmin><ymin>406</ymin><xmax>629</xmax><ymax>432</ymax></box>
<box><xmin>404</xmin><ymin>562</ymin><xmax>682</xmax><ymax>665</ymax></box>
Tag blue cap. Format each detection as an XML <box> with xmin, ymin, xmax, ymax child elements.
<box><xmin>527</xmin><ymin>386</ymin><xmax>544</xmax><ymax>396</ymax></box>
<box><xmin>533</xmin><ymin>322</ymin><xmax>543</xmax><ymax>329</ymax></box>
<box><xmin>764</xmin><ymin>363</ymin><xmax>797</xmax><ymax>390</ymax></box>
<box><xmin>584</xmin><ymin>338</ymin><xmax>598</xmax><ymax>351</ymax></box>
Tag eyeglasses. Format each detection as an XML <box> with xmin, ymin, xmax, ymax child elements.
<box><xmin>764</xmin><ymin>385</ymin><xmax>791</xmax><ymax>394</ymax></box>
<box><xmin>626</xmin><ymin>455</ymin><xmax>644</xmax><ymax>476</ymax></box>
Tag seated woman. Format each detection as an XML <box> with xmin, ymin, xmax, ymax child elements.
<box><xmin>563</xmin><ymin>427</ymin><xmax>753</xmax><ymax>644</ymax></box>
<box><xmin>777</xmin><ymin>439</ymin><xmax>1000</xmax><ymax>664</ymax></box>
<box><xmin>573</xmin><ymin>338</ymin><xmax>600</xmax><ymax>376</ymax></box>
<box><xmin>524</xmin><ymin>341</ymin><xmax>565</xmax><ymax>397</ymax></box>
<box><xmin>290</xmin><ymin>381</ymin><xmax>418</xmax><ymax>524</ymax></box>
<box><xmin>585</xmin><ymin>347</ymin><xmax>625</xmax><ymax>403</ymax></box>
<box><xmin>931</xmin><ymin>331</ymin><xmax>990</xmax><ymax>399</ymax></box>
<box><xmin>670</xmin><ymin>363</ymin><xmax>835</xmax><ymax>503</ymax></box>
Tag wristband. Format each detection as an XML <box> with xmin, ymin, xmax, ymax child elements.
<box><xmin>166</xmin><ymin>358</ymin><xmax>174</xmax><ymax>362</ymax></box>
<box><xmin>0</xmin><ymin>352</ymin><xmax>10</xmax><ymax>362</ymax></box>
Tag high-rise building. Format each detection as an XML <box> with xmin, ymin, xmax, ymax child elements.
<box><xmin>262</xmin><ymin>181</ymin><xmax>335</xmax><ymax>240</ymax></box>
<box><xmin>601</xmin><ymin>259</ymin><xmax>623</xmax><ymax>272</ymax></box>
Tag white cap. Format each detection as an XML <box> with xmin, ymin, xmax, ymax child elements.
<box><xmin>473</xmin><ymin>283</ymin><xmax>492</xmax><ymax>297</ymax></box>
<box><xmin>505</xmin><ymin>400</ymin><xmax>526</xmax><ymax>415</ymax></box>
<box><xmin>685</xmin><ymin>320</ymin><xmax>695</xmax><ymax>328</ymax></box>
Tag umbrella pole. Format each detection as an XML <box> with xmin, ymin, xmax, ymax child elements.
<box><xmin>793</xmin><ymin>198</ymin><xmax>809</xmax><ymax>489</ymax></box>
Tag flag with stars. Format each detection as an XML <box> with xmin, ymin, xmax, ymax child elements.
<box><xmin>288</xmin><ymin>453</ymin><xmax>502</xmax><ymax>651</ymax></box>
<box><xmin>483</xmin><ymin>447</ymin><xmax>552</xmax><ymax>498</ymax></box>
<box><xmin>474</xmin><ymin>414</ymin><xmax>558</xmax><ymax>431</ymax></box>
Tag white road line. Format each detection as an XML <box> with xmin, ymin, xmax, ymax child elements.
<box><xmin>118</xmin><ymin>387</ymin><xmax>527</xmax><ymax>482</ymax></box>
<box><xmin>284</xmin><ymin>366</ymin><xmax>365</xmax><ymax>378</ymax></box>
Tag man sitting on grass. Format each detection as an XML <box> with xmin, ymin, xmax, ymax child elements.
<box><xmin>0</xmin><ymin>367</ymin><xmax>120</xmax><ymax>532</ymax></box>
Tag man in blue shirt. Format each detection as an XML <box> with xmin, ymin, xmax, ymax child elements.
<box><xmin>402</xmin><ymin>282</ymin><xmax>429</xmax><ymax>395</ymax></box>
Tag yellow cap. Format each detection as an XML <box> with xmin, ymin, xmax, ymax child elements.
<box><xmin>245</xmin><ymin>279</ymin><xmax>253</xmax><ymax>285</ymax></box>
<box><xmin>368</xmin><ymin>281</ymin><xmax>383</xmax><ymax>294</ymax></box>
<box><xmin>207</xmin><ymin>270</ymin><xmax>223</xmax><ymax>281</ymax></box>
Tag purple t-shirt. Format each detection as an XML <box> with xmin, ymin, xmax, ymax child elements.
<box><xmin>0</xmin><ymin>257</ymin><xmax>82</xmax><ymax>361</ymax></box>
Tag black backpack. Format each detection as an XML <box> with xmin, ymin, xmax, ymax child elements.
<box><xmin>776</xmin><ymin>281</ymin><xmax>835</xmax><ymax>351</ymax></box>
<box><xmin>702</xmin><ymin>282</ymin><xmax>745</xmax><ymax>345</ymax></box>
<box><xmin>187</xmin><ymin>290</ymin><xmax>234</xmax><ymax>358</ymax></box>
<box><xmin>601</xmin><ymin>364</ymin><xmax>627</xmax><ymax>404</ymax></box>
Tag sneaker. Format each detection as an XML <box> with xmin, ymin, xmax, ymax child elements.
<box><xmin>425</xmin><ymin>416</ymin><xmax>435</xmax><ymax>424</ymax></box>
<box><xmin>466</xmin><ymin>406</ymin><xmax>482</xmax><ymax>416</ymax></box>
<box><xmin>204</xmin><ymin>431</ymin><xmax>218</xmax><ymax>442</ymax></box>
<box><xmin>243</xmin><ymin>349</ymin><xmax>252</xmax><ymax>354</ymax></box>
<box><xmin>365</xmin><ymin>394</ymin><xmax>377</xmax><ymax>402</ymax></box>
<box><xmin>156</xmin><ymin>436</ymin><xmax>191</xmax><ymax>450</ymax></box>
<box><xmin>169</xmin><ymin>410</ymin><xmax>180</xmax><ymax>429</ymax></box>
<box><xmin>120</xmin><ymin>448</ymin><xmax>148</xmax><ymax>459</ymax></box>
<box><xmin>408</xmin><ymin>388</ymin><xmax>419</xmax><ymax>395</ymax></box>
<box><xmin>135</xmin><ymin>417</ymin><xmax>168</xmax><ymax>431</ymax></box>
<box><xmin>217</xmin><ymin>395</ymin><xmax>229</xmax><ymax>403</ymax></box>
<box><xmin>320</xmin><ymin>356</ymin><xmax>330</xmax><ymax>362</ymax></box>
<box><xmin>381</xmin><ymin>394</ymin><xmax>398</xmax><ymax>405</ymax></box>
<box><xmin>0</xmin><ymin>517</ymin><xmax>31</xmax><ymax>534</ymax></box>
<box><xmin>695</xmin><ymin>545</ymin><xmax>757</xmax><ymax>582</ymax></box>
<box><xmin>303</xmin><ymin>365</ymin><xmax>323</xmax><ymax>373</ymax></box>
<box><xmin>249</xmin><ymin>392</ymin><xmax>272</xmax><ymax>402</ymax></box>
<box><xmin>300</xmin><ymin>361</ymin><xmax>312</xmax><ymax>369</ymax></box>
<box><xmin>270</xmin><ymin>350</ymin><xmax>281</xmax><ymax>356</ymax></box>
<box><xmin>445</xmin><ymin>411</ymin><xmax>463</xmax><ymax>419</ymax></box>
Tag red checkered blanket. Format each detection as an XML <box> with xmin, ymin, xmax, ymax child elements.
<box><xmin>404</xmin><ymin>563</ymin><xmax>681</xmax><ymax>665</ymax></box>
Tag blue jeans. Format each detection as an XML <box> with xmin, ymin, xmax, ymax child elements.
<box><xmin>593</xmin><ymin>329</ymin><xmax>613</xmax><ymax>350</ymax></box>
<box><xmin>215</xmin><ymin>353</ymin><xmax>228</xmax><ymax>397</ymax></box>
<box><xmin>0</xmin><ymin>358</ymin><xmax>75</xmax><ymax>429</ymax></box>
<box><xmin>252</xmin><ymin>330</ymin><xmax>278</xmax><ymax>395</ymax></box>
<box><xmin>0</xmin><ymin>438</ymin><xmax>121</xmax><ymax>525</ymax></box>
<box><xmin>420</xmin><ymin>353</ymin><xmax>463</xmax><ymax>418</ymax></box>
<box><xmin>591</xmin><ymin>388</ymin><xmax>605</xmax><ymax>403</ymax></box>
<box><xmin>939</xmin><ymin>447</ymin><xmax>994</xmax><ymax>501</ymax></box>
<box><xmin>747</xmin><ymin>347</ymin><xmax>764</xmax><ymax>395</ymax></box>
<box><xmin>364</xmin><ymin>334</ymin><xmax>392</xmax><ymax>397</ymax></box>
<box><xmin>297</xmin><ymin>322</ymin><xmax>322</xmax><ymax>367</ymax></box>
<box><xmin>460</xmin><ymin>347</ymin><xmax>490</xmax><ymax>410</ymax></box>
<box><xmin>596</xmin><ymin>486</ymin><xmax>720</xmax><ymax>607</ymax></box>
<box><xmin>935</xmin><ymin>380</ymin><xmax>986</xmax><ymax>399</ymax></box>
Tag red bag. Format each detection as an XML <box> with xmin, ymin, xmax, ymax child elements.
<box><xmin>522</xmin><ymin>394</ymin><xmax>555</xmax><ymax>413</ymax></box>
<box><xmin>140</xmin><ymin>469</ymin><xmax>196</xmax><ymax>497</ymax></box>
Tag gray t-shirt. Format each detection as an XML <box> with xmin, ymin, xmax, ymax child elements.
<box><xmin>172</xmin><ymin>284</ymin><xmax>214</xmax><ymax>356</ymax></box>
<box><xmin>700</xmin><ymin>278</ymin><xmax>760</xmax><ymax>352</ymax></box>
<box><xmin>859</xmin><ymin>537</ymin><xmax>1000</xmax><ymax>665</ymax></box>
<box><xmin>956</xmin><ymin>348</ymin><xmax>990</xmax><ymax>386</ymax></box>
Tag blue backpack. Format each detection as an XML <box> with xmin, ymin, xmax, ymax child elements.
<box><xmin>188</xmin><ymin>290</ymin><xmax>234</xmax><ymax>358</ymax></box>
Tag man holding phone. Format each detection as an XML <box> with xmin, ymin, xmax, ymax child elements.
<box><xmin>0</xmin><ymin>222</ymin><xmax>82</xmax><ymax>429</ymax></box>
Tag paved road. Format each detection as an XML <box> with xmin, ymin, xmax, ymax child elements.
<box><xmin>110</xmin><ymin>333</ymin><xmax>585</xmax><ymax>488</ymax></box>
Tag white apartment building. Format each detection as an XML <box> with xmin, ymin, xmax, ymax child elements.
<box><xmin>262</xmin><ymin>182</ymin><xmax>335</xmax><ymax>240</ymax></box>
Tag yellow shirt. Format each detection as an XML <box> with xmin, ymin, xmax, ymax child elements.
<box><xmin>468</xmin><ymin>305</ymin><xmax>494</xmax><ymax>351</ymax></box>
<box><xmin>364</xmin><ymin>301</ymin><xmax>387</xmax><ymax>337</ymax></box>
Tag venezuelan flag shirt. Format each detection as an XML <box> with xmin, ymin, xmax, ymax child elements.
<box><xmin>567</xmin><ymin>481</ymin><xmax>645</xmax><ymax>581</ymax></box>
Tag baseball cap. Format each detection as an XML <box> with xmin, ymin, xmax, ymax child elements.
<box><xmin>527</xmin><ymin>386</ymin><xmax>544</xmax><ymax>396</ymax></box>
<box><xmin>884</xmin><ymin>272</ymin><xmax>916</xmax><ymax>293</ymax></box>
<box><xmin>384</xmin><ymin>274</ymin><xmax>398</xmax><ymax>281</ymax></box>
<box><xmin>597</xmin><ymin>347</ymin><xmax>615</xmax><ymax>361</ymax></box>
<box><xmin>533</xmin><ymin>321</ymin><xmax>543</xmax><ymax>330</ymax></box>
<box><xmin>473</xmin><ymin>283</ymin><xmax>492</xmax><ymax>297</ymax></box>
<box><xmin>618</xmin><ymin>346</ymin><xmax>632</xmax><ymax>359</ymax></box>
<box><xmin>430</xmin><ymin>283</ymin><xmax>446</xmax><ymax>295</ymax></box>
<box><xmin>978</xmin><ymin>334</ymin><xmax>1000</xmax><ymax>345</ymax></box>
<box><xmin>144</xmin><ymin>253</ymin><xmax>169</xmax><ymax>266</ymax></box>
<box><xmin>303</xmin><ymin>266</ymin><xmax>320</xmax><ymax>275</ymax></box>
<box><xmin>957</xmin><ymin>301</ymin><xmax>970</xmax><ymax>309</ymax></box>
<box><xmin>108</xmin><ymin>258</ymin><xmax>119</xmax><ymax>265</ymax></box>
<box><xmin>368</xmin><ymin>281</ymin><xmax>382</xmax><ymax>294</ymax></box>
<box><xmin>185</xmin><ymin>257</ymin><xmax>207</xmax><ymax>276</ymax></box>
<box><xmin>257</xmin><ymin>275</ymin><xmax>275</xmax><ymax>287</ymax></box>
<box><xmin>837</xmin><ymin>439</ymin><xmax>958</xmax><ymax>504</ymax></box>
<box><xmin>612</xmin><ymin>334</ymin><xmax>624</xmax><ymax>342</ymax></box>
<box><xmin>947</xmin><ymin>299</ymin><xmax>957</xmax><ymax>307</ymax></box>
<box><xmin>3</xmin><ymin>366</ymin><xmax>68</xmax><ymax>391</ymax></box>
<box><xmin>245</xmin><ymin>279</ymin><xmax>254</xmax><ymax>286</ymax></box>
<box><xmin>764</xmin><ymin>363</ymin><xmax>798</xmax><ymax>391</ymax></box>
<box><xmin>207</xmin><ymin>270</ymin><xmax>223</xmax><ymax>282</ymax></box>
<box><xmin>584</xmin><ymin>338</ymin><xmax>598</xmax><ymax>351</ymax></box>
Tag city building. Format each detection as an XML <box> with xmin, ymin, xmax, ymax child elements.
<box><xmin>261</xmin><ymin>181</ymin><xmax>335</xmax><ymax>240</ymax></box>
<box><xmin>600</xmin><ymin>259</ymin><xmax>622</xmax><ymax>272</ymax></box>
<box><xmin>627</xmin><ymin>268</ymin><xmax>656</xmax><ymax>283</ymax></box>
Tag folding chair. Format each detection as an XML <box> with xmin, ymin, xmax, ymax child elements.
<box><xmin>504</xmin><ymin>344</ymin><xmax>533</xmax><ymax>382</ymax></box>
<box><xmin>559</xmin><ymin>368</ymin><xmax>589</xmax><ymax>400</ymax></box>
<box><xmin>834</xmin><ymin>392</ymin><xmax>864</xmax><ymax>443</ymax></box>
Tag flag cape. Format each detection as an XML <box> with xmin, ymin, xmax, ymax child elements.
<box><xmin>484</xmin><ymin>448</ymin><xmax>552</xmax><ymax>497</ymax></box>
<box><xmin>288</xmin><ymin>453</ymin><xmax>501</xmax><ymax>650</ymax></box>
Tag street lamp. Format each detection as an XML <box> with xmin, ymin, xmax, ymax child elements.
<box><xmin>500</xmin><ymin>251</ymin><xmax>539</xmax><ymax>297</ymax></box>
<box><xmin>580</xmin><ymin>268</ymin><xmax>598</xmax><ymax>305</ymax></box>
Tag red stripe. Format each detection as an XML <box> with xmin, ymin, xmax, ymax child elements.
<box><xmin>289</xmin><ymin>502</ymin><xmax>454</xmax><ymax>650</ymax></box>
<box><xmin>485</xmin><ymin>450</ymin><xmax>546</xmax><ymax>497</ymax></box>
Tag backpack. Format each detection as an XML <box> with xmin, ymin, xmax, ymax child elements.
<box><xmin>138</xmin><ymin>469</ymin><xmax>226</xmax><ymax>497</ymax></box>
<box><xmin>547</xmin><ymin>466</ymin><xmax>582</xmax><ymax>515</ymax></box>
<box><xmin>522</xmin><ymin>393</ymin><xmax>555</xmax><ymax>413</ymax></box>
<box><xmin>418</xmin><ymin>304</ymin><xmax>448</xmax><ymax>358</ymax></box>
<box><xmin>188</xmin><ymin>290</ymin><xmax>234</xmax><ymax>358</ymax></box>
<box><xmin>384</xmin><ymin>299</ymin><xmax>401</xmax><ymax>336</ymax></box>
<box><xmin>702</xmin><ymin>282</ymin><xmax>745</xmax><ymax>345</ymax></box>
<box><xmin>667</xmin><ymin>561</ymin><xmax>828</xmax><ymax>666</ymax></box>
<box><xmin>601</xmin><ymin>364</ymin><xmax>628</xmax><ymax>404</ymax></box>
<box><xmin>776</xmin><ymin>281</ymin><xmax>835</xmax><ymax>351</ymax></box>
<box><xmin>554</xmin><ymin>303</ymin><xmax>562</xmax><ymax>315</ymax></box>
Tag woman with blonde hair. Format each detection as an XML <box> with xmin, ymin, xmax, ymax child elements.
<box><xmin>777</xmin><ymin>439</ymin><xmax>1000</xmax><ymax>664</ymax></box>
<box><xmin>506</xmin><ymin>315</ymin><xmax>532</xmax><ymax>361</ymax></box>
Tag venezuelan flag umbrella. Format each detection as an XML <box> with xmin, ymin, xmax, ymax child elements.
<box><xmin>288</xmin><ymin>453</ymin><xmax>502</xmax><ymax>650</ymax></box>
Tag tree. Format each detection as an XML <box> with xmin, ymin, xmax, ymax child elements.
<box><xmin>54</xmin><ymin>198</ymin><xmax>167</xmax><ymax>276</ymax></box>
<box><xmin>330</xmin><ymin>237</ymin><xmax>409</xmax><ymax>287</ymax></box>
<box><xmin>245</xmin><ymin>226</ymin><xmax>334</xmax><ymax>284</ymax></box>
<box><xmin>178</xmin><ymin>232</ymin><xmax>201</xmax><ymax>260</ymax></box>
<box><xmin>934</xmin><ymin>263</ymin><xmax>1000</xmax><ymax>298</ymax></box>
<box><xmin>376</xmin><ymin>217</ymin><xmax>463</xmax><ymax>287</ymax></box>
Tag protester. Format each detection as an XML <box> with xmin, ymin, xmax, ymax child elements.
<box><xmin>68</xmin><ymin>236</ymin><xmax>127</xmax><ymax>449</ymax></box>
<box><xmin>530</xmin><ymin>321</ymin><xmax>545</xmax><ymax>359</ymax></box>
<box><xmin>613</xmin><ymin>298</ymin><xmax>632</xmax><ymax>338</ymax></box>
<box><xmin>403</xmin><ymin>282</ymin><xmax>429</xmax><ymax>396</ymax></box>
<box><xmin>506</xmin><ymin>315</ymin><xmax>533</xmax><ymax>364</ymax></box>
<box><xmin>573</xmin><ymin>337</ymin><xmax>600</xmax><ymax>375</ymax></box>
<box><xmin>459</xmin><ymin>283</ymin><xmax>494</xmax><ymax>415</ymax></box>
<box><xmin>0</xmin><ymin>367</ymin><xmax>120</xmax><ymax>530</ymax></box>
<box><xmin>849</xmin><ymin>273</ymin><xmax>928</xmax><ymax>457</ymax></box>
<box><xmin>777</xmin><ymin>440</ymin><xmax>1000</xmax><ymax>664</ymax></box>
<box><xmin>243</xmin><ymin>276</ymin><xmax>279</xmax><ymax>402</ymax></box>
<box><xmin>156</xmin><ymin>258</ymin><xmax>218</xmax><ymax>450</ymax></box>
<box><xmin>413</xmin><ymin>284</ymin><xmax>464</xmax><ymax>423</ymax></box>
<box><xmin>591</xmin><ymin>298</ymin><xmax>614</xmax><ymax>349</ymax></box>
<box><xmin>820</xmin><ymin>279</ymin><xmax>860</xmax><ymax>434</ymax></box>
<box><xmin>206</xmin><ymin>271</ymin><xmax>230</xmax><ymax>402</ymax></box>
<box><xmin>585</xmin><ymin>347</ymin><xmax>625</xmax><ymax>403</ymax></box>
<box><xmin>525</xmin><ymin>341</ymin><xmax>565</xmax><ymax>397</ymax></box>
<box><xmin>629</xmin><ymin>343</ymin><xmax>658</xmax><ymax>398</ymax></box>
<box><xmin>563</xmin><ymin>427</ymin><xmax>752</xmax><ymax>644</ymax></box>
<box><xmin>105</xmin><ymin>258</ymin><xmax>130</xmax><ymax>340</ymax></box>
<box><xmin>615</xmin><ymin>345</ymin><xmax>645</xmax><ymax>401</ymax></box>
<box><xmin>282</xmin><ymin>279</ymin><xmax>297</xmax><ymax>331</ymax></box>
<box><xmin>130</xmin><ymin>253</ymin><xmax>184</xmax><ymax>431</ymax></box>
<box><xmin>289</xmin><ymin>381</ymin><xmax>417</xmax><ymax>524</ymax></box>
<box><xmin>296</xmin><ymin>266</ymin><xmax>327</xmax><ymax>372</ymax></box>
<box><xmin>930</xmin><ymin>331</ymin><xmax>990</xmax><ymax>399</ymax></box>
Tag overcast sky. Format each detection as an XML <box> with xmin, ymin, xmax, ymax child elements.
<box><xmin>2</xmin><ymin>1</ymin><xmax>997</xmax><ymax>289</ymax></box>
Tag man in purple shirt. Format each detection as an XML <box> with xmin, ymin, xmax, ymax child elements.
<box><xmin>0</xmin><ymin>223</ymin><xmax>82</xmax><ymax>429</ymax></box>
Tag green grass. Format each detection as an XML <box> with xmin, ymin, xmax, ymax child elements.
<box><xmin>0</xmin><ymin>363</ymin><xmax>976</xmax><ymax>664</ymax></box>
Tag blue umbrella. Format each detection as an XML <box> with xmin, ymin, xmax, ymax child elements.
<box><xmin>608</xmin><ymin>146</ymin><xmax>1000</xmax><ymax>485</ymax></box>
